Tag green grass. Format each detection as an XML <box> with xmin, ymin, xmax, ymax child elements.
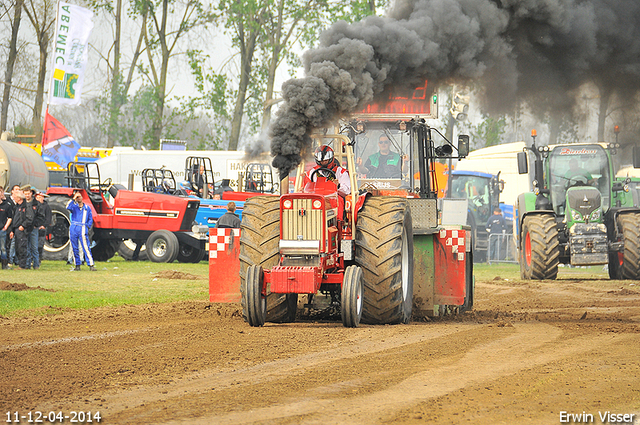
<box><xmin>1</xmin><ymin>257</ymin><xmax>611</xmax><ymax>318</ymax></box>
<box><xmin>473</xmin><ymin>261</ymin><xmax>609</xmax><ymax>281</ymax></box>
<box><xmin>0</xmin><ymin>256</ymin><xmax>210</xmax><ymax>317</ymax></box>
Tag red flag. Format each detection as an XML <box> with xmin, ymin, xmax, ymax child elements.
<box><xmin>41</xmin><ymin>109</ymin><xmax>81</xmax><ymax>167</ymax></box>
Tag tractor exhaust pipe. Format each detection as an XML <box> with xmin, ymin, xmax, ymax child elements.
<box><xmin>280</xmin><ymin>170</ymin><xmax>288</xmax><ymax>195</ymax></box>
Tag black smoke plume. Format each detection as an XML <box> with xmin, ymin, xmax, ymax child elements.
<box><xmin>270</xmin><ymin>0</ymin><xmax>640</xmax><ymax>174</ymax></box>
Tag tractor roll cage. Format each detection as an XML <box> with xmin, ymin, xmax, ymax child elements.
<box><xmin>294</xmin><ymin>133</ymin><xmax>359</xmax><ymax>237</ymax></box>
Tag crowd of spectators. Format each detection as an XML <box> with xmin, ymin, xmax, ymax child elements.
<box><xmin>0</xmin><ymin>184</ymin><xmax>51</xmax><ymax>270</ymax></box>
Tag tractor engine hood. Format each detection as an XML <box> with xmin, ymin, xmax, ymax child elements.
<box><xmin>566</xmin><ymin>187</ymin><xmax>602</xmax><ymax>223</ymax></box>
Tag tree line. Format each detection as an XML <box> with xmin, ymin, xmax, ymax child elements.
<box><xmin>1</xmin><ymin>0</ymin><xmax>383</xmax><ymax>150</ymax></box>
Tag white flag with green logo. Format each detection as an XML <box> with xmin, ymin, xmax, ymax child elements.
<box><xmin>48</xmin><ymin>1</ymin><xmax>94</xmax><ymax>106</ymax></box>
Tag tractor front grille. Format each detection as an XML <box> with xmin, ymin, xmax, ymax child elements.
<box><xmin>282</xmin><ymin>198</ymin><xmax>323</xmax><ymax>241</ymax></box>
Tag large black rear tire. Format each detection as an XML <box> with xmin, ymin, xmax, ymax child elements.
<box><xmin>460</xmin><ymin>250</ymin><xmax>474</xmax><ymax>313</ymax></box>
<box><xmin>239</xmin><ymin>196</ymin><xmax>297</xmax><ymax>323</ymax></box>
<box><xmin>43</xmin><ymin>196</ymin><xmax>72</xmax><ymax>261</ymax></box>
<box><xmin>176</xmin><ymin>244</ymin><xmax>206</xmax><ymax>263</ymax></box>
<box><xmin>117</xmin><ymin>240</ymin><xmax>149</xmax><ymax>261</ymax></box>
<box><xmin>91</xmin><ymin>239</ymin><xmax>119</xmax><ymax>262</ymax></box>
<box><xmin>355</xmin><ymin>196</ymin><xmax>414</xmax><ymax>324</ymax></box>
<box><xmin>618</xmin><ymin>213</ymin><xmax>640</xmax><ymax>279</ymax></box>
<box><xmin>520</xmin><ymin>214</ymin><xmax>559</xmax><ymax>280</ymax></box>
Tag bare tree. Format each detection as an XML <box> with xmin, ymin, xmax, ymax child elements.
<box><xmin>90</xmin><ymin>0</ymin><xmax>147</xmax><ymax>147</ymax></box>
<box><xmin>1</xmin><ymin>0</ymin><xmax>24</xmax><ymax>132</ymax></box>
<box><xmin>23</xmin><ymin>0</ymin><xmax>56</xmax><ymax>141</ymax></box>
<box><xmin>136</xmin><ymin>0</ymin><xmax>214</xmax><ymax>148</ymax></box>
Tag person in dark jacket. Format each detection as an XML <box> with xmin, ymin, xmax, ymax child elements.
<box><xmin>216</xmin><ymin>202</ymin><xmax>242</xmax><ymax>228</ymax></box>
<box><xmin>23</xmin><ymin>186</ymin><xmax>44</xmax><ymax>270</ymax></box>
<box><xmin>0</xmin><ymin>186</ymin><xmax>13</xmax><ymax>269</ymax></box>
<box><xmin>10</xmin><ymin>192</ymin><xmax>34</xmax><ymax>269</ymax></box>
<box><xmin>486</xmin><ymin>207</ymin><xmax>506</xmax><ymax>262</ymax></box>
<box><xmin>36</xmin><ymin>191</ymin><xmax>52</xmax><ymax>262</ymax></box>
<box><xmin>7</xmin><ymin>184</ymin><xmax>20</xmax><ymax>265</ymax></box>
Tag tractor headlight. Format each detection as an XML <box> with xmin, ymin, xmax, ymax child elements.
<box><xmin>571</xmin><ymin>209</ymin><xmax>582</xmax><ymax>221</ymax></box>
<box><xmin>589</xmin><ymin>208</ymin><xmax>602</xmax><ymax>222</ymax></box>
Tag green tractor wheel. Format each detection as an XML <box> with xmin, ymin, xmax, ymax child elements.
<box><xmin>611</xmin><ymin>213</ymin><xmax>640</xmax><ymax>280</ymax></box>
<box><xmin>520</xmin><ymin>214</ymin><xmax>560</xmax><ymax>280</ymax></box>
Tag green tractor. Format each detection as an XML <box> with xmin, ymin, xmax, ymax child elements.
<box><xmin>514</xmin><ymin>132</ymin><xmax>640</xmax><ymax>280</ymax></box>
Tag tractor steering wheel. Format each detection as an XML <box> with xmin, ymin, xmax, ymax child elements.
<box><xmin>100</xmin><ymin>177</ymin><xmax>113</xmax><ymax>190</ymax></box>
<box><xmin>310</xmin><ymin>167</ymin><xmax>337</xmax><ymax>182</ymax></box>
<box><xmin>566</xmin><ymin>175</ymin><xmax>589</xmax><ymax>189</ymax></box>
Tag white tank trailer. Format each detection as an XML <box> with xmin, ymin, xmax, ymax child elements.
<box><xmin>0</xmin><ymin>140</ymin><xmax>50</xmax><ymax>191</ymax></box>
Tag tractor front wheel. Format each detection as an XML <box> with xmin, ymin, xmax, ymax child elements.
<box><xmin>341</xmin><ymin>265</ymin><xmax>363</xmax><ymax>328</ymax></box>
<box><xmin>245</xmin><ymin>265</ymin><xmax>266</xmax><ymax>327</ymax></box>
<box><xmin>520</xmin><ymin>214</ymin><xmax>559</xmax><ymax>280</ymax></box>
<box><xmin>146</xmin><ymin>230</ymin><xmax>179</xmax><ymax>263</ymax></box>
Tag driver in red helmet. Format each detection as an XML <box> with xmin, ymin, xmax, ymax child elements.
<box><xmin>303</xmin><ymin>145</ymin><xmax>351</xmax><ymax>197</ymax></box>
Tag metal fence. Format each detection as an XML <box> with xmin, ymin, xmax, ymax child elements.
<box><xmin>487</xmin><ymin>233</ymin><xmax>518</xmax><ymax>264</ymax></box>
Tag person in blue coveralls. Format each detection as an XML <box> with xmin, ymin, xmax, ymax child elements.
<box><xmin>67</xmin><ymin>190</ymin><xmax>97</xmax><ymax>271</ymax></box>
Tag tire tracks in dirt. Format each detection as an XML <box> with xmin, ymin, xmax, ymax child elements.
<box><xmin>67</xmin><ymin>323</ymin><xmax>475</xmax><ymax>417</ymax></box>
<box><xmin>154</xmin><ymin>323</ymin><xmax>632</xmax><ymax>425</ymax></box>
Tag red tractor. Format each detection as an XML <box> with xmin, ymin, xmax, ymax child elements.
<box><xmin>45</xmin><ymin>162</ymin><xmax>208</xmax><ymax>263</ymax></box>
<box><xmin>239</xmin><ymin>121</ymin><xmax>472</xmax><ymax>327</ymax></box>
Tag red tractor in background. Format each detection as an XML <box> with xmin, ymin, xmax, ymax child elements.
<box><xmin>45</xmin><ymin>162</ymin><xmax>208</xmax><ymax>263</ymax></box>
<box><xmin>239</xmin><ymin>118</ymin><xmax>472</xmax><ymax>327</ymax></box>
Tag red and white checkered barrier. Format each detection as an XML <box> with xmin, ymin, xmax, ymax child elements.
<box><xmin>209</xmin><ymin>228</ymin><xmax>241</xmax><ymax>258</ymax></box>
<box><xmin>209</xmin><ymin>228</ymin><xmax>241</xmax><ymax>302</ymax></box>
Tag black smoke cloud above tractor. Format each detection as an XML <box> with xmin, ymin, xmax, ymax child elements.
<box><xmin>270</xmin><ymin>0</ymin><xmax>640</xmax><ymax>174</ymax></box>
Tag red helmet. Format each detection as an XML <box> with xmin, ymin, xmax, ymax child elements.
<box><xmin>314</xmin><ymin>145</ymin><xmax>335</xmax><ymax>168</ymax></box>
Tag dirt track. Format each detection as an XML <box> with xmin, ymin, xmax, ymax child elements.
<box><xmin>2</xmin><ymin>275</ymin><xmax>640</xmax><ymax>424</ymax></box>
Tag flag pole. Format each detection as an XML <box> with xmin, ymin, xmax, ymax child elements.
<box><xmin>43</xmin><ymin>0</ymin><xmax>61</xmax><ymax>156</ymax></box>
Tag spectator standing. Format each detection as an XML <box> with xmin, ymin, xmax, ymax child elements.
<box><xmin>10</xmin><ymin>192</ymin><xmax>33</xmax><ymax>269</ymax></box>
<box><xmin>0</xmin><ymin>187</ymin><xmax>13</xmax><ymax>269</ymax></box>
<box><xmin>216</xmin><ymin>202</ymin><xmax>242</xmax><ymax>228</ymax></box>
<box><xmin>195</xmin><ymin>165</ymin><xmax>207</xmax><ymax>197</ymax></box>
<box><xmin>23</xmin><ymin>186</ymin><xmax>43</xmax><ymax>270</ymax></box>
<box><xmin>67</xmin><ymin>190</ymin><xmax>97</xmax><ymax>271</ymax></box>
<box><xmin>7</xmin><ymin>184</ymin><xmax>20</xmax><ymax>265</ymax></box>
<box><xmin>486</xmin><ymin>207</ymin><xmax>506</xmax><ymax>263</ymax></box>
<box><xmin>36</xmin><ymin>191</ymin><xmax>52</xmax><ymax>262</ymax></box>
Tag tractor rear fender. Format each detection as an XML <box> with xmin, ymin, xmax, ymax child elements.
<box><xmin>352</xmin><ymin>191</ymin><xmax>370</xmax><ymax>225</ymax></box>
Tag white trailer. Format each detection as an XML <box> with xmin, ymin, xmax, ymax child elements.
<box><xmin>94</xmin><ymin>149</ymin><xmax>272</xmax><ymax>192</ymax></box>
<box><xmin>453</xmin><ymin>141</ymin><xmax>531</xmax><ymax>207</ymax></box>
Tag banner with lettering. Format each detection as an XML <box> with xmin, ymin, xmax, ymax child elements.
<box><xmin>48</xmin><ymin>1</ymin><xmax>94</xmax><ymax>106</ymax></box>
